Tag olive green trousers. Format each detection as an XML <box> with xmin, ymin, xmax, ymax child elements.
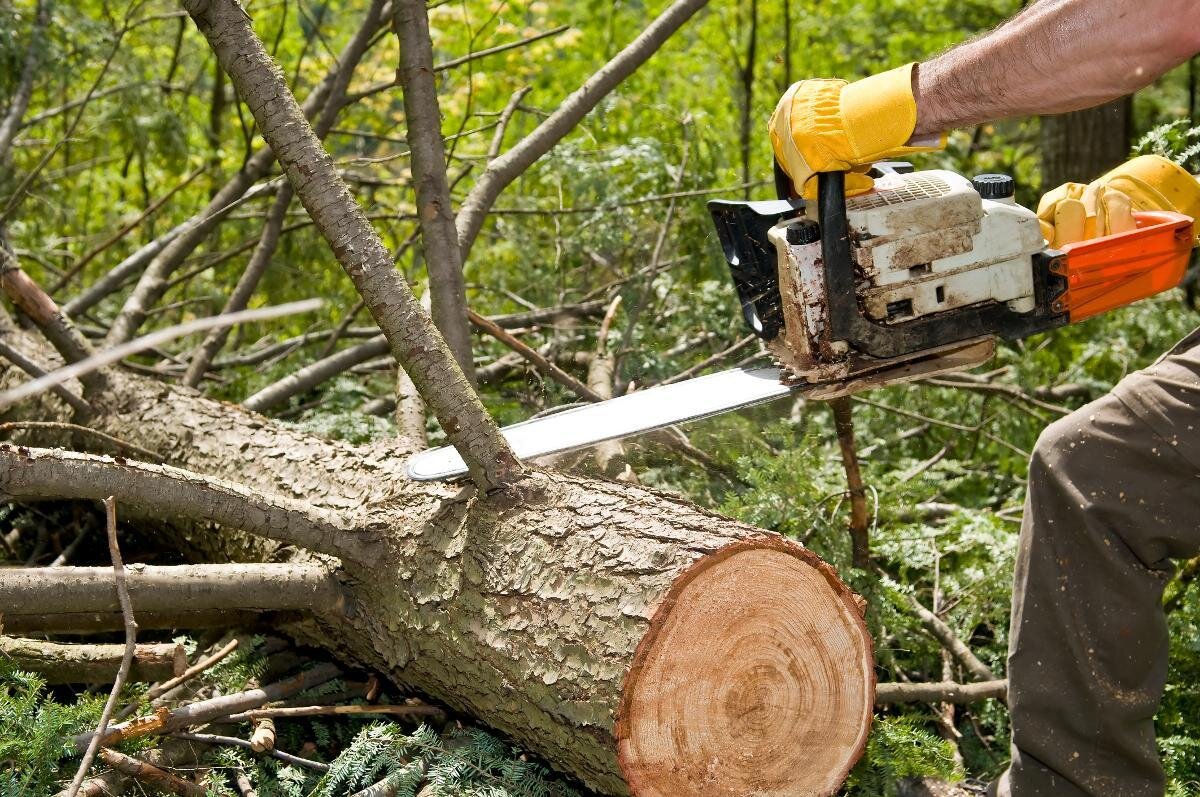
<box><xmin>995</xmin><ymin>327</ymin><xmax>1200</xmax><ymax>796</ymax></box>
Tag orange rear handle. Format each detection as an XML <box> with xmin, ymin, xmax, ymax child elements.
<box><xmin>1054</xmin><ymin>211</ymin><xmax>1193</xmax><ymax>322</ymax></box>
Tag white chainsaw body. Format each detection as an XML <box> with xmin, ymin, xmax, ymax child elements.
<box><xmin>768</xmin><ymin>169</ymin><xmax>1045</xmax><ymax>383</ymax></box>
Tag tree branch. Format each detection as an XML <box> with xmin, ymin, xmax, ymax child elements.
<box><xmin>0</xmin><ymin>638</ymin><xmax>183</xmax><ymax>684</ymax></box>
<box><xmin>104</xmin><ymin>1</ymin><xmax>388</xmax><ymax>345</ymax></box>
<box><xmin>0</xmin><ymin>446</ymin><xmax>368</xmax><ymax>561</ymax></box>
<box><xmin>0</xmin><ymin>562</ymin><xmax>345</xmax><ymax>616</ymax></box>
<box><xmin>875</xmin><ymin>679</ymin><xmax>1007</xmax><ymax>705</ymax></box>
<box><xmin>242</xmin><ymin>335</ymin><xmax>389</xmax><ymax>412</ymax></box>
<box><xmin>454</xmin><ymin>0</ymin><xmax>710</xmax><ymax>257</ymax></box>
<box><xmin>0</xmin><ymin>0</ymin><xmax>49</xmax><ymax>163</ymax></box>
<box><xmin>67</xmin><ymin>497</ymin><xmax>136</xmax><ymax>797</ymax></box>
<box><xmin>468</xmin><ymin>309</ymin><xmax>603</xmax><ymax>402</ymax></box>
<box><xmin>182</xmin><ymin>186</ymin><xmax>294</xmax><ymax>387</ymax></box>
<box><xmin>394</xmin><ymin>0</ymin><xmax>474</xmax><ymax>381</ymax></box>
<box><xmin>182</xmin><ymin>0</ymin><xmax>521</xmax><ymax>490</ymax></box>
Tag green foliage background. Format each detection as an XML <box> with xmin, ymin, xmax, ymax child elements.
<box><xmin>2</xmin><ymin>0</ymin><xmax>1200</xmax><ymax>793</ymax></box>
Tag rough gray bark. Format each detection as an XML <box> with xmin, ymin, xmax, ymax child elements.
<box><xmin>183</xmin><ymin>185</ymin><xmax>294</xmax><ymax>387</ymax></box>
<box><xmin>0</xmin><ymin>324</ymin><xmax>871</xmax><ymax>796</ymax></box>
<box><xmin>182</xmin><ymin>0</ymin><xmax>521</xmax><ymax>490</ymax></box>
<box><xmin>454</xmin><ymin>0</ymin><xmax>711</xmax><ymax>258</ymax></box>
<box><xmin>0</xmin><ymin>563</ymin><xmax>345</xmax><ymax>615</ymax></box>
<box><xmin>394</xmin><ymin>0</ymin><xmax>475</xmax><ymax>382</ymax></box>
<box><xmin>0</xmin><ymin>638</ymin><xmax>185</xmax><ymax>683</ymax></box>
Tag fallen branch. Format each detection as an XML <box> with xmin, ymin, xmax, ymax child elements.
<box><xmin>0</xmin><ymin>447</ymin><xmax>367</xmax><ymax>561</ymax></box>
<box><xmin>0</xmin><ymin>638</ymin><xmax>183</xmax><ymax>684</ymax></box>
<box><xmin>97</xmin><ymin>748</ymin><xmax>206</xmax><ymax>797</ymax></box>
<box><xmin>0</xmin><ymin>300</ymin><xmax>323</xmax><ymax>413</ymax></box>
<box><xmin>875</xmin><ymin>679</ymin><xmax>1007</xmax><ymax>705</ymax></box>
<box><xmin>242</xmin><ymin>335</ymin><xmax>389</xmax><ymax>412</ymax></box>
<box><xmin>172</xmin><ymin>731</ymin><xmax>330</xmax><ymax>772</ymax></box>
<box><xmin>66</xmin><ymin>497</ymin><xmax>136</xmax><ymax>797</ymax></box>
<box><xmin>0</xmin><ymin>562</ymin><xmax>346</xmax><ymax>617</ymax></box>
<box><xmin>468</xmin><ymin>310</ymin><xmax>603</xmax><ymax>402</ymax></box>
<box><xmin>74</xmin><ymin>662</ymin><xmax>341</xmax><ymax>752</ymax></box>
<box><xmin>228</xmin><ymin>704</ymin><xmax>444</xmax><ymax>722</ymax></box>
<box><xmin>902</xmin><ymin>591</ymin><xmax>999</xmax><ymax>683</ymax></box>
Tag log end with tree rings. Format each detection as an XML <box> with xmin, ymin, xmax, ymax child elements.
<box><xmin>615</xmin><ymin>537</ymin><xmax>874</xmax><ymax>796</ymax></box>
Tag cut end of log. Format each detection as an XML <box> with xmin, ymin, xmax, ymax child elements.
<box><xmin>616</xmin><ymin>537</ymin><xmax>874</xmax><ymax>797</ymax></box>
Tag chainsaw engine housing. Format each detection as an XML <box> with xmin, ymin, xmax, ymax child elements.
<box><xmin>710</xmin><ymin>168</ymin><xmax>1068</xmax><ymax>390</ymax></box>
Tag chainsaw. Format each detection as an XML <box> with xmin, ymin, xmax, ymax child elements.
<box><xmin>407</xmin><ymin>162</ymin><xmax>1193</xmax><ymax>481</ymax></box>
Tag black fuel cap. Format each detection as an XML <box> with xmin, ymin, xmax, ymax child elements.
<box><xmin>973</xmin><ymin>173</ymin><xmax>1016</xmax><ymax>200</ymax></box>
<box><xmin>785</xmin><ymin>219</ymin><xmax>820</xmax><ymax>245</ymax></box>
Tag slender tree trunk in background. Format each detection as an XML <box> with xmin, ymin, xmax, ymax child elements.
<box><xmin>0</xmin><ymin>0</ymin><xmax>48</xmax><ymax>166</ymax></box>
<box><xmin>393</xmin><ymin>0</ymin><xmax>476</xmax><ymax>383</ymax></box>
<box><xmin>781</xmin><ymin>0</ymin><xmax>792</xmax><ymax>89</ymax></box>
<box><xmin>738</xmin><ymin>0</ymin><xmax>758</xmax><ymax>199</ymax></box>
<box><xmin>1190</xmin><ymin>56</ymin><xmax>1199</xmax><ymax>122</ymax></box>
<box><xmin>454</xmin><ymin>0</ymin><xmax>712</xmax><ymax>258</ymax></box>
<box><xmin>1040</xmin><ymin>95</ymin><xmax>1133</xmax><ymax>188</ymax></box>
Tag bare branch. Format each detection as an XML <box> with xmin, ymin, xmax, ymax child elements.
<box><xmin>0</xmin><ymin>300</ymin><xmax>323</xmax><ymax>412</ymax></box>
<box><xmin>171</xmin><ymin>731</ymin><xmax>330</xmax><ymax>772</ymax></box>
<box><xmin>182</xmin><ymin>0</ymin><xmax>521</xmax><ymax>490</ymax></box>
<box><xmin>67</xmin><ymin>497</ymin><xmax>136</xmax><ymax>797</ymax></box>
<box><xmin>902</xmin><ymin>591</ymin><xmax>999</xmax><ymax>683</ymax></box>
<box><xmin>104</xmin><ymin>1</ymin><xmax>388</xmax><ymax>346</ymax></box>
<box><xmin>469</xmin><ymin>309</ymin><xmax>603</xmax><ymax>402</ymax></box>
<box><xmin>0</xmin><ymin>338</ymin><xmax>92</xmax><ymax>416</ymax></box>
<box><xmin>74</xmin><ymin>662</ymin><xmax>341</xmax><ymax>752</ymax></box>
<box><xmin>831</xmin><ymin>398</ymin><xmax>871</xmax><ymax>570</ymax></box>
<box><xmin>0</xmin><ymin>562</ymin><xmax>345</xmax><ymax>616</ymax></box>
<box><xmin>243</xmin><ymin>335</ymin><xmax>389</xmax><ymax>412</ymax></box>
<box><xmin>0</xmin><ymin>0</ymin><xmax>49</xmax><ymax>162</ymax></box>
<box><xmin>0</xmin><ymin>447</ymin><xmax>366</xmax><ymax>560</ymax></box>
<box><xmin>96</xmin><ymin>749</ymin><xmax>205</xmax><ymax>797</ymax></box>
<box><xmin>394</xmin><ymin>0</ymin><xmax>474</xmax><ymax>379</ymax></box>
<box><xmin>875</xmin><ymin>679</ymin><xmax>1007</xmax><ymax>705</ymax></box>
<box><xmin>0</xmin><ymin>638</ymin><xmax>183</xmax><ymax>684</ymax></box>
<box><xmin>183</xmin><ymin>186</ymin><xmax>294</xmax><ymax>387</ymax></box>
<box><xmin>455</xmin><ymin>0</ymin><xmax>710</xmax><ymax>257</ymax></box>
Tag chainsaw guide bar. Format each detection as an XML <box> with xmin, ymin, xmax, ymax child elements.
<box><xmin>406</xmin><ymin>367</ymin><xmax>796</xmax><ymax>481</ymax></box>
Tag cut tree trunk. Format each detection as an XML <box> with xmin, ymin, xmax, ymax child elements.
<box><xmin>0</xmin><ymin>328</ymin><xmax>873</xmax><ymax>796</ymax></box>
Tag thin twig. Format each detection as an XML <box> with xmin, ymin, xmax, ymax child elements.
<box><xmin>0</xmin><ymin>300</ymin><xmax>322</xmax><ymax>412</ymax></box>
<box><xmin>227</xmin><ymin>704</ymin><xmax>444</xmax><ymax>721</ymax></box>
<box><xmin>66</xmin><ymin>497</ymin><xmax>136</xmax><ymax>797</ymax></box>
<box><xmin>468</xmin><ymin>309</ymin><xmax>603</xmax><ymax>402</ymax></box>
<box><xmin>171</xmin><ymin>732</ymin><xmax>330</xmax><ymax>772</ymax></box>
<box><xmin>114</xmin><ymin>638</ymin><xmax>240</xmax><ymax>722</ymax></box>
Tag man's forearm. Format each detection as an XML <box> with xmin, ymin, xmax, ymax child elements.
<box><xmin>913</xmin><ymin>0</ymin><xmax>1200</xmax><ymax>137</ymax></box>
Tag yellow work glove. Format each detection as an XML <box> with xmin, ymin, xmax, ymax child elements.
<box><xmin>1038</xmin><ymin>155</ymin><xmax>1200</xmax><ymax>248</ymax></box>
<box><xmin>769</xmin><ymin>63</ymin><xmax>946</xmax><ymax>198</ymax></box>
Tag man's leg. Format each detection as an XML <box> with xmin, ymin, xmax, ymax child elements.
<box><xmin>999</xmin><ymin>332</ymin><xmax>1200</xmax><ymax>796</ymax></box>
